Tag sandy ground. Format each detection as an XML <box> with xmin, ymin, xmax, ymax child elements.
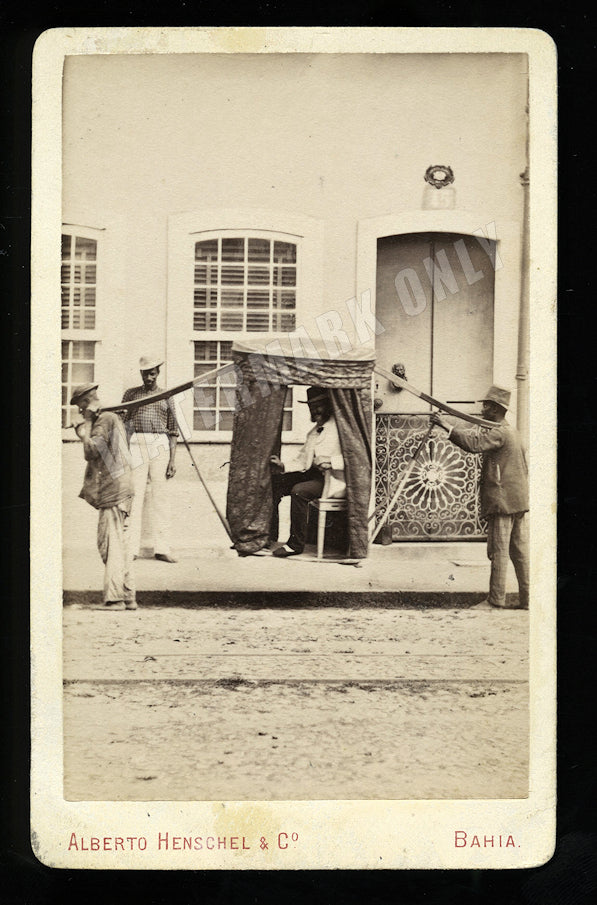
<box><xmin>63</xmin><ymin>604</ymin><xmax>529</xmax><ymax>801</ymax></box>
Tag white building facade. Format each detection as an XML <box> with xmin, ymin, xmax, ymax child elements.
<box><xmin>62</xmin><ymin>51</ymin><xmax>528</xmax><ymax>544</ymax></box>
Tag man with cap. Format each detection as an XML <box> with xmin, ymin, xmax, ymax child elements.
<box><xmin>431</xmin><ymin>385</ymin><xmax>529</xmax><ymax>609</ymax></box>
<box><xmin>71</xmin><ymin>383</ymin><xmax>137</xmax><ymax>610</ymax></box>
<box><xmin>269</xmin><ymin>387</ymin><xmax>345</xmax><ymax>557</ymax></box>
<box><xmin>121</xmin><ymin>354</ymin><xmax>179</xmax><ymax>563</ymax></box>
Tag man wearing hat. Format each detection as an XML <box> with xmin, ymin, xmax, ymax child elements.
<box><xmin>71</xmin><ymin>383</ymin><xmax>136</xmax><ymax>610</ymax></box>
<box><xmin>269</xmin><ymin>387</ymin><xmax>345</xmax><ymax>557</ymax></box>
<box><xmin>431</xmin><ymin>385</ymin><xmax>529</xmax><ymax>609</ymax></box>
<box><xmin>121</xmin><ymin>354</ymin><xmax>179</xmax><ymax>563</ymax></box>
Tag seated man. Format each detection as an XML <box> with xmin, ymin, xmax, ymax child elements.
<box><xmin>269</xmin><ymin>387</ymin><xmax>345</xmax><ymax>558</ymax></box>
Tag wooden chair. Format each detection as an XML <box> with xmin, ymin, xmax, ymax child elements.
<box><xmin>308</xmin><ymin>469</ymin><xmax>348</xmax><ymax>561</ymax></box>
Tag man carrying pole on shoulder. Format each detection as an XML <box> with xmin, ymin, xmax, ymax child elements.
<box><xmin>71</xmin><ymin>383</ymin><xmax>137</xmax><ymax>611</ymax></box>
<box><xmin>431</xmin><ymin>385</ymin><xmax>529</xmax><ymax>610</ymax></box>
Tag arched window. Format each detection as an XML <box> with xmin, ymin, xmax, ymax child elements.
<box><xmin>167</xmin><ymin>211</ymin><xmax>324</xmax><ymax>439</ymax></box>
<box><xmin>191</xmin><ymin>234</ymin><xmax>296</xmax><ymax>431</ymax></box>
<box><xmin>193</xmin><ymin>236</ymin><xmax>297</xmax><ymax>334</ymax></box>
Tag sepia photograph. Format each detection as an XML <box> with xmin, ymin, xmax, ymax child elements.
<box><xmin>30</xmin><ymin>27</ymin><xmax>557</xmax><ymax>869</ymax></box>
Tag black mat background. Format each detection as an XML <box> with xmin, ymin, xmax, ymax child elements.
<box><xmin>1</xmin><ymin>7</ymin><xmax>594</xmax><ymax>904</ymax></box>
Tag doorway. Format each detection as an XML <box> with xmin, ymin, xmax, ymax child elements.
<box><xmin>374</xmin><ymin>231</ymin><xmax>495</xmax><ymax>540</ymax></box>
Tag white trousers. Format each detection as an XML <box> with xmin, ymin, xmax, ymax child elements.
<box><xmin>128</xmin><ymin>432</ymin><xmax>172</xmax><ymax>556</ymax></box>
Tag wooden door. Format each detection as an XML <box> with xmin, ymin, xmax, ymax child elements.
<box><xmin>374</xmin><ymin>232</ymin><xmax>495</xmax><ymax>540</ymax></box>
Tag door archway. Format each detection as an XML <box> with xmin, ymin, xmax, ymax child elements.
<box><xmin>374</xmin><ymin>230</ymin><xmax>496</xmax><ymax>540</ymax></box>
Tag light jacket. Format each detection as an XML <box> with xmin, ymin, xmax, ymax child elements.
<box><xmin>284</xmin><ymin>415</ymin><xmax>346</xmax><ymax>499</ymax></box>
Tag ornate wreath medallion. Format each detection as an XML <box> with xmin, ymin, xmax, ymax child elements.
<box><xmin>424</xmin><ymin>165</ymin><xmax>455</xmax><ymax>189</ymax></box>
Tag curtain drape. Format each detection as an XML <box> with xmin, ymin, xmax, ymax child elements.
<box><xmin>226</xmin><ymin>379</ymin><xmax>287</xmax><ymax>555</ymax></box>
<box><xmin>226</xmin><ymin>342</ymin><xmax>375</xmax><ymax>557</ymax></box>
<box><xmin>328</xmin><ymin>388</ymin><xmax>372</xmax><ymax>559</ymax></box>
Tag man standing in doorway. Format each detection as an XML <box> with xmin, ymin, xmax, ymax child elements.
<box><xmin>431</xmin><ymin>385</ymin><xmax>529</xmax><ymax>609</ymax></box>
<box><xmin>71</xmin><ymin>382</ymin><xmax>136</xmax><ymax>610</ymax></box>
<box><xmin>269</xmin><ymin>387</ymin><xmax>345</xmax><ymax>558</ymax></box>
<box><xmin>121</xmin><ymin>353</ymin><xmax>179</xmax><ymax>563</ymax></box>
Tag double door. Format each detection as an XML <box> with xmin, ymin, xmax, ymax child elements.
<box><xmin>374</xmin><ymin>232</ymin><xmax>495</xmax><ymax>540</ymax></box>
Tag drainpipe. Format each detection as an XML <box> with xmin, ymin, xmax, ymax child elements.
<box><xmin>516</xmin><ymin>80</ymin><xmax>530</xmax><ymax>446</ymax></box>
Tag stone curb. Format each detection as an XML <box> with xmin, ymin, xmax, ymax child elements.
<box><xmin>63</xmin><ymin>590</ymin><xmax>521</xmax><ymax>609</ymax></box>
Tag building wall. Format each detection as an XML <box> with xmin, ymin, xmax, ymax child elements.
<box><xmin>63</xmin><ymin>51</ymin><xmax>527</xmax><ymax>378</ymax></box>
<box><xmin>61</xmin><ymin>51</ymin><xmax>527</xmax><ymax>551</ymax></box>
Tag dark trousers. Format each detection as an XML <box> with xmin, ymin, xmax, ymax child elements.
<box><xmin>270</xmin><ymin>467</ymin><xmax>324</xmax><ymax>552</ymax></box>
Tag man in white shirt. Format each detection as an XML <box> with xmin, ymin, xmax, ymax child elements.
<box><xmin>270</xmin><ymin>387</ymin><xmax>345</xmax><ymax>558</ymax></box>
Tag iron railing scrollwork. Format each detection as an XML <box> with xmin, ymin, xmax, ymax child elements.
<box><xmin>375</xmin><ymin>414</ymin><xmax>487</xmax><ymax>541</ymax></box>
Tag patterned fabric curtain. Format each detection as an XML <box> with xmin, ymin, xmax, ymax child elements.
<box><xmin>328</xmin><ymin>388</ymin><xmax>373</xmax><ymax>559</ymax></box>
<box><xmin>231</xmin><ymin>337</ymin><xmax>374</xmax><ymax>389</ymax></box>
<box><xmin>226</xmin><ymin>380</ymin><xmax>287</xmax><ymax>556</ymax></box>
<box><xmin>226</xmin><ymin>341</ymin><xmax>375</xmax><ymax>557</ymax></box>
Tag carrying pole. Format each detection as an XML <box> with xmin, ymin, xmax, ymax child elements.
<box><xmin>373</xmin><ymin>366</ymin><xmax>495</xmax><ymax>428</ymax></box>
<box><xmin>68</xmin><ymin>405</ymin><xmax>233</xmax><ymax>541</ymax></box>
<box><xmin>100</xmin><ymin>363</ymin><xmax>236</xmax><ymax>413</ymax></box>
<box><xmin>370</xmin><ymin>424</ymin><xmax>435</xmax><ymax>544</ymax></box>
<box><xmin>96</xmin><ymin>362</ymin><xmax>236</xmax><ymax>541</ymax></box>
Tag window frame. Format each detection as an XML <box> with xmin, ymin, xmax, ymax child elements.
<box><xmin>60</xmin><ymin>224</ymin><xmax>104</xmax><ymax>342</ymax></box>
<box><xmin>193</xmin><ymin>234</ymin><xmax>299</xmax><ymax>335</ymax></box>
<box><xmin>167</xmin><ymin>210</ymin><xmax>324</xmax><ymax>443</ymax></box>
<box><xmin>190</xmin><ymin>230</ymin><xmax>298</xmax><ymax>436</ymax></box>
<box><xmin>61</xmin><ymin>224</ymin><xmax>104</xmax><ymax>437</ymax></box>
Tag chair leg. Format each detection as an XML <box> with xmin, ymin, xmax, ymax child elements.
<box><xmin>317</xmin><ymin>509</ymin><xmax>326</xmax><ymax>561</ymax></box>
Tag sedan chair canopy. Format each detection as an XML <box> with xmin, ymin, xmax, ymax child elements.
<box><xmin>225</xmin><ymin>337</ymin><xmax>376</xmax><ymax>558</ymax></box>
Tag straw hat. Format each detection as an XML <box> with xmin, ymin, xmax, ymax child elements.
<box><xmin>139</xmin><ymin>353</ymin><xmax>164</xmax><ymax>371</ymax></box>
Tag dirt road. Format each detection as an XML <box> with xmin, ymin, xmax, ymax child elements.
<box><xmin>63</xmin><ymin>604</ymin><xmax>528</xmax><ymax>801</ymax></box>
